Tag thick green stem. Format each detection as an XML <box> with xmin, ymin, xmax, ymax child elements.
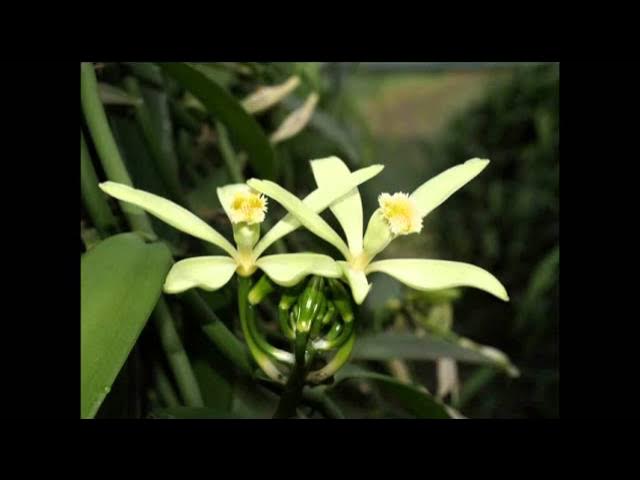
<box><xmin>80</xmin><ymin>62</ymin><xmax>155</xmax><ymax>236</ymax></box>
<box><xmin>237</xmin><ymin>276</ymin><xmax>286</xmax><ymax>383</ymax></box>
<box><xmin>153</xmin><ymin>362</ymin><xmax>180</xmax><ymax>408</ymax></box>
<box><xmin>123</xmin><ymin>75</ymin><xmax>187</xmax><ymax>206</ymax></box>
<box><xmin>80</xmin><ymin>131</ymin><xmax>117</xmax><ymax>237</ymax></box>
<box><xmin>216</xmin><ymin>121</ymin><xmax>244</xmax><ymax>184</ymax></box>
<box><xmin>153</xmin><ymin>298</ymin><xmax>204</xmax><ymax>407</ymax></box>
<box><xmin>272</xmin><ymin>360</ymin><xmax>307</xmax><ymax>419</ymax></box>
<box><xmin>181</xmin><ymin>290</ymin><xmax>253</xmax><ymax>375</ymax></box>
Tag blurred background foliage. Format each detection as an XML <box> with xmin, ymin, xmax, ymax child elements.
<box><xmin>81</xmin><ymin>62</ymin><xmax>558</xmax><ymax>418</ymax></box>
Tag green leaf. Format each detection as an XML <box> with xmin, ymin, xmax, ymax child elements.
<box><xmin>366</xmin><ymin>258</ymin><xmax>509</xmax><ymax>302</ymax></box>
<box><xmin>81</xmin><ymin>233</ymin><xmax>172</xmax><ymax>418</ymax></box>
<box><xmin>159</xmin><ymin>62</ymin><xmax>276</xmax><ymax>180</ymax></box>
<box><xmin>351</xmin><ymin>332</ymin><xmax>519</xmax><ymax>376</ymax></box>
<box><xmin>332</xmin><ymin>365</ymin><xmax>460</xmax><ymax>418</ymax></box>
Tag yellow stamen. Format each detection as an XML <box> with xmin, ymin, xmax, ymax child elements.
<box><xmin>229</xmin><ymin>190</ymin><xmax>268</xmax><ymax>224</ymax></box>
<box><xmin>378</xmin><ymin>192</ymin><xmax>422</xmax><ymax>235</ymax></box>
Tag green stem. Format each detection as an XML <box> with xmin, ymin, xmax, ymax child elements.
<box><xmin>80</xmin><ymin>130</ymin><xmax>117</xmax><ymax>237</ymax></box>
<box><xmin>153</xmin><ymin>362</ymin><xmax>180</xmax><ymax>408</ymax></box>
<box><xmin>216</xmin><ymin>121</ymin><xmax>244</xmax><ymax>184</ymax></box>
<box><xmin>123</xmin><ymin>75</ymin><xmax>187</xmax><ymax>206</ymax></box>
<box><xmin>180</xmin><ymin>290</ymin><xmax>253</xmax><ymax>376</ymax></box>
<box><xmin>237</xmin><ymin>276</ymin><xmax>286</xmax><ymax>383</ymax></box>
<box><xmin>153</xmin><ymin>298</ymin><xmax>204</xmax><ymax>407</ymax></box>
<box><xmin>272</xmin><ymin>359</ymin><xmax>307</xmax><ymax>419</ymax></box>
<box><xmin>80</xmin><ymin>62</ymin><xmax>155</xmax><ymax>237</ymax></box>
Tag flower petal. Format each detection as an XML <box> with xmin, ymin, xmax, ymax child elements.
<box><xmin>338</xmin><ymin>261</ymin><xmax>372</xmax><ymax>305</ymax></box>
<box><xmin>410</xmin><ymin>158</ymin><xmax>490</xmax><ymax>219</ymax></box>
<box><xmin>99</xmin><ymin>182</ymin><xmax>238</xmax><ymax>257</ymax></box>
<box><xmin>247</xmin><ymin>179</ymin><xmax>351</xmax><ymax>259</ymax></box>
<box><xmin>366</xmin><ymin>258</ymin><xmax>509</xmax><ymax>302</ymax></box>
<box><xmin>256</xmin><ymin>253</ymin><xmax>341</xmax><ymax>287</ymax></box>
<box><xmin>252</xmin><ymin>163</ymin><xmax>383</xmax><ymax>257</ymax></box>
<box><xmin>311</xmin><ymin>156</ymin><xmax>363</xmax><ymax>255</ymax></box>
<box><xmin>163</xmin><ymin>256</ymin><xmax>237</xmax><ymax>294</ymax></box>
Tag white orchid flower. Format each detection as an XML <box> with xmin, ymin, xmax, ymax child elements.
<box><xmin>248</xmin><ymin>157</ymin><xmax>508</xmax><ymax>305</ymax></box>
<box><xmin>98</xmin><ymin>161</ymin><xmax>383</xmax><ymax>294</ymax></box>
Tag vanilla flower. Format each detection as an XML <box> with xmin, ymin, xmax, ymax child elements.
<box><xmin>248</xmin><ymin>157</ymin><xmax>508</xmax><ymax>305</ymax></box>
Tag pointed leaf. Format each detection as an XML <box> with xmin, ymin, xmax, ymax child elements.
<box><xmin>367</xmin><ymin>258</ymin><xmax>509</xmax><ymax>301</ymax></box>
<box><xmin>159</xmin><ymin>62</ymin><xmax>276</xmax><ymax>179</ymax></box>
<box><xmin>332</xmin><ymin>365</ymin><xmax>460</xmax><ymax>419</ymax></box>
<box><xmin>81</xmin><ymin>233</ymin><xmax>172</xmax><ymax>418</ymax></box>
<box><xmin>351</xmin><ymin>332</ymin><xmax>519</xmax><ymax>376</ymax></box>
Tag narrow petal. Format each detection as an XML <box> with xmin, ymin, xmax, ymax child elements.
<box><xmin>163</xmin><ymin>256</ymin><xmax>237</xmax><ymax>294</ymax></box>
<box><xmin>410</xmin><ymin>158</ymin><xmax>490</xmax><ymax>219</ymax></box>
<box><xmin>311</xmin><ymin>156</ymin><xmax>363</xmax><ymax>255</ymax></box>
<box><xmin>366</xmin><ymin>258</ymin><xmax>509</xmax><ymax>302</ymax></box>
<box><xmin>253</xmin><ymin>163</ymin><xmax>384</xmax><ymax>257</ymax></box>
<box><xmin>256</xmin><ymin>253</ymin><xmax>341</xmax><ymax>287</ymax></box>
<box><xmin>338</xmin><ymin>261</ymin><xmax>372</xmax><ymax>305</ymax></box>
<box><xmin>247</xmin><ymin>179</ymin><xmax>351</xmax><ymax>259</ymax></box>
<box><xmin>99</xmin><ymin>182</ymin><xmax>238</xmax><ymax>257</ymax></box>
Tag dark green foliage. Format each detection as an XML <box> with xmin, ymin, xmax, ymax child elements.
<box><xmin>426</xmin><ymin>64</ymin><xmax>559</xmax><ymax>417</ymax></box>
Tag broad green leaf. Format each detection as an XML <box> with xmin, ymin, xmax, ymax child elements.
<box><xmin>332</xmin><ymin>365</ymin><xmax>460</xmax><ymax>419</ymax></box>
<box><xmin>163</xmin><ymin>256</ymin><xmax>237</xmax><ymax>294</ymax></box>
<box><xmin>242</xmin><ymin>75</ymin><xmax>301</xmax><ymax>114</ymax></box>
<box><xmin>410</xmin><ymin>158</ymin><xmax>490</xmax><ymax>219</ymax></box>
<box><xmin>351</xmin><ymin>332</ymin><xmax>519</xmax><ymax>376</ymax></box>
<box><xmin>367</xmin><ymin>258</ymin><xmax>509</xmax><ymax>302</ymax></box>
<box><xmin>81</xmin><ymin>233</ymin><xmax>172</xmax><ymax>418</ymax></box>
<box><xmin>252</xmin><ymin>163</ymin><xmax>384</xmax><ymax>257</ymax></box>
<box><xmin>338</xmin><ymin>261</ymin><xmax>371</xmax><ymax>305</ymax></box>
<box><xmin>256</xmin><ymin>253</ymin><xmax>341</xmax><ymax>287</ymax></box>
<box><xmin>270</xmin><ymin>92</ymin><xmax>319</xmax><ymax>144</ymax></box>
<box><xmin>151</xmin><ymin>407</ymin><xmax>241</xmax><ymax>419</ymax></box>
<box><xmin>99</xmin><ymin>181</ymin><xmax>237</xmax><ymax>258</ymax></box>
<box><xmin>159</xmin><ymin>62</ymin><xmax>276</xmax><ymax>180</ymax></box>
<box><xmin>248</xmin><ymin>178</ymin><xmax>351</xmax><ymax>259</ymax></box>
<box><xmin>311</xmin><ymin>156</ymin><xmax>363</xmax><ymax>254</ymax></box>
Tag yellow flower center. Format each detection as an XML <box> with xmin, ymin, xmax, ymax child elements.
<box><xmin>378</xmin><ymin>192</ymin><xmax>422</xmax><ymax>235</ymax></box>
<box><xmin>229</xmin><ymin>190</ymin><xmax>267</xmax><ymax>224</ymax></box>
